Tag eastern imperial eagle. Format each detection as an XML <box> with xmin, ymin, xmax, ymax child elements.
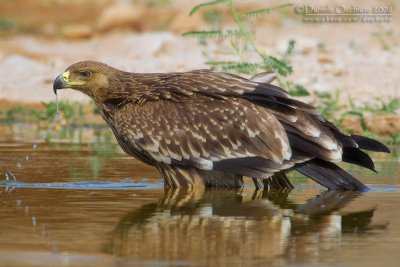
<box><xmin>53</xmin><ymin>61</ymin><xmax>390</xmax><ymax>191</ymax></box>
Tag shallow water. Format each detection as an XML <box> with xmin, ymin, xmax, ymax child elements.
<box><xmin>0</xmin><ymin>123</ymin><xmax>399</xmax><ymax>267</ymax></box>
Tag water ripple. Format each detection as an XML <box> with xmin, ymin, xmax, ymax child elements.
<box><xmin>0</xmin><ymin>180</ymin><xmax>163</xmax><ymax>190</ymax></box>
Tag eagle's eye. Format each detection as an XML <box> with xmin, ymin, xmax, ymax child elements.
<box><xmin>79</xmin><ymin>71</ymin><xmax>91</xmax><ymax>78</ymax></box>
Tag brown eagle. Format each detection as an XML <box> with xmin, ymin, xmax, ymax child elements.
<box><xmin>53</xmin><ymin>61</ymin><xmax>389</xmax><ymax>191</ymax></box>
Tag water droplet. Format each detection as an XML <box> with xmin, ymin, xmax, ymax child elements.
<box><xmin>16</xmin><ymin>162</ymin><xmax>22</xmax><ymax>168</ymax></box>
<box><xmin>32</xmin><ymin>216</ymin><xmax>37</xmax><ymax>226</ymax></box>
<box><xmin>25</xmin><ymin>155</ymin><xmax>29</xmax><ymax>161</ymax></box>
<box><xmin>8</xmin><ymin>172</ymin><xmax>17</xmax><ymax>181</ymax></box>
<box><xmin>25</xmin><ymin>206</ymin><xmax>29</xmax><ymax>214</ymax></box>
<box><xmin>42</xmin><ymin>134</ymin><xmax>46</xmax><ymax>139</ymax></box>
<box><xmin>56</xmin><ymin>94</ymin><xmax>59</xmax><ymax>113</ymax></box>
<box><xmin>16</xmin><ymin>200</ymin><xmax>22</xmax><ymax>206</ymax></box>
<box><xmin>32</xmin><ymin>144</ymin><xmax>38</xmax><ymax>149</ymax></box>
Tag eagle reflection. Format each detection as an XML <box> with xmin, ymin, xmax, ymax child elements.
<box><xmin>108</xmin><ymin>189</ymin><xmax>386</xmax><ymax>262</ymax></box>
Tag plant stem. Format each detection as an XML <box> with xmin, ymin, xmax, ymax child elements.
<box><xmin>227</xmin><ymin>0</ymin><xmax>269</xmax><ymax>66</ymax></box>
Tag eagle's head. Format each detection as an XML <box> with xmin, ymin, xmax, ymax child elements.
<box><xmin>53</xmin><ymin>61</ymin><xmax>122</xmax><ymax>101</ymax></box>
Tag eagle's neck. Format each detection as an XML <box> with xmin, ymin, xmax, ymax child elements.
<box><xmin>95</xmin><ymin>72</ymin><xmax>163</xmax><ymax>106</ymax></box>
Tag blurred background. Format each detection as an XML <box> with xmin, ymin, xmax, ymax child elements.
<box><xmin>0</xmin><ymin>0</ymin><xmax>399</xmax><ymax>140</ymax></box>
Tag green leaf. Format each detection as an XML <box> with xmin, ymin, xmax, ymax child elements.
<box><xmin>282</xmin><ymin>39</ymin><xmax>295</xmax><ymax>61</ymax></box>
<box><xmin>182</xmin><ymin>30</ymin><xmax>224</xmax><ymax>39</ymax></box>
<box><xmin>345</xmin><ymin>111</ymin><xmax>363</xmax><ymax>117</ymax></box>
<box><xmin>189</xmin><ymin>0</ymin><xmax>227</xmax><ymax>16</ymax></box>
<box><xmin>264</xmin><ymin>56</ymin><xmax>293</xmax><ymax>76</ymax></box>
<box><xmin>288</xmin><ymin>85</ymin><xmax>310</xmax><ymax>97</ymax></box>
<box><xmin>182</xmin><ymin>29</ymin><xmax>241</xmax><ymax>40</ymax></box>
<box><xmin>206</xmin><ymin>61</ymin><xmax>260</xmax><ymax>74</ymax></box>
<box><xmin>315</xmin><ymin>91</ymin><xmax>332</xmax><ymax>98</ymax></box>
<box><xmin>243</xmin><ymin>3</ymin><xmax>293</xmax><ymax>18</ymax></box>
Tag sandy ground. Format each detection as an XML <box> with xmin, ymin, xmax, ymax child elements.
<box><xmin>0</xmin><ymin>0</ymin><xmax>399</xmax><ymax>106</ymax></box>
<box><xmin>0</xmin><ymin>32</ymin><xmax>205</xmax><ymax>102</ymax></box>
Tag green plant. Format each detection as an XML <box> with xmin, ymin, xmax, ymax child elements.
<box><xmin>0</xmin><ymin>101</ymin><xmax>86</xmax><ymax>124</ymax></box>
<box><xmin>0</xmin><ymin>18</ymin><xmax>16</xmax><ymax>31</ymax></box>
<box><xmin>361</xmin><ymin>98</ymin><xmax>400</xmax><ymax>114</ymax></box>
<box><xmin>278</xmin><ymin>79</ymin><xmax>310</xmax><ymax>97</ymax></box>
<box><xmin>313</xmin><ymin>91</ymin><xmax>342</xmax><ymax>122</ymax></box>
<box><xmin>388</xmin><ymin>133</ymin><xmax>400</xmax><ymax>146</ymax></box>
<box><xmin>0</xmin><ymin>105</ymin><xmax>43</xmax><ymax>123</ymax></box>
<box><xmin>41</xmin><ymin>101</ymin><xmax>73</xmax><ymax>120</ymax></box>
<box><xmin>183</xmin><ymin>0</ymin><xmax>293</xmax><ymax>76</ymax></box>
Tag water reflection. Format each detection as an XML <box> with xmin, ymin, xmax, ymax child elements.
<box><xmin>0</xmin><ymin>122</ymin><xmax>398</xmax><ymax>266</ymax></box>
<box><xmin>109</xmin><ymin>189</ymin><xmax>387</xmax><ymax>264</ymax></box>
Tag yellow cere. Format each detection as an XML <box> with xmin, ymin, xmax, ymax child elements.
<box><xmin>63</xmin><ymin>70</ymin><xmax>85</xmax><ymax>86</ymax></box>
<box><xmin>62</xmin><ymin>70</ymin><xmax>70</xmax><ymax>81</ymax></box>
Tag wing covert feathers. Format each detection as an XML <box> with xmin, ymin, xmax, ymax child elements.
<box><xmin>114</xmin><ymin>96</ymin><xmax>291</xmax><ymax>169</ymax></box>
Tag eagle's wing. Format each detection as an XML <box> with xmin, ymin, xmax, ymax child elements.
<box><xmin>113</xmin><ymin>96</ymin><xmax>302</xmax><ymax>179</ymax></box>
<box><xmin>147</xmin><ymin>70</ymin><xmax>345</xmax><ymax>162</ymax></box>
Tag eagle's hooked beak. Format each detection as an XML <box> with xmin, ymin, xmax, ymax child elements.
<box><xmin>53</xmin><ymin>71</ymin><xmax>70</xmax><ymax>95</ymax></box>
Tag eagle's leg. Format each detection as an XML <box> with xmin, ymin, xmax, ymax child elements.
<box><xmin>156</xmin><ymin>164</ymin><xmax>204</xmax><ymax>188</ymax></box>
<box><xmin>156</xmin><ymin>164</ymin><xmax>243</xmax><ymax>188</ymax></box>
<box><xmin>262</xmin><ymin>172</ymin><xmax>294</xmax><ymax>190</ymax></box>
<box><xmin>203</xmin><ymin>171</ymin><xmax>244</xmax><ymax>188</ymax></box>
<box><xmin>252</xmin><ymin>178</ymin><xmax>262</xmax><ymax>190</ymax></box>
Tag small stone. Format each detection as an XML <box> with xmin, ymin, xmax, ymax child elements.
<box><xmin>318</xmin><ymin>56</ymin><xmax>334</xmax><ymax>64</ymax></box>
<box><xmin>331</xmin><ymin>69</ymin><xmax>347</xmax><ymax>77</ymax></box>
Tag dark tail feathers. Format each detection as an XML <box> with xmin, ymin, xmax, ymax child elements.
<box><xmin>296</xmin><ymin>134</ymin><xmax>390</xmax><ymax>192</ymax></box>
<box><xmin>351</xmin><ymin>134</ymin><xmax>390</xmax><ymax>153</ymax></box>
<box><xmin>297</xmin><ymin>158</ymin><xmax>369</xmax><ymax>192</ymax></box>
<box><xmin>342</xmin><ymin>147</ymin><xmax>376</xmax><ymax>172</ymax></box>
<box><xmin>339</xmin><ymin>134</ymin><xmax>390</xmax><ymax>175</ymax></box>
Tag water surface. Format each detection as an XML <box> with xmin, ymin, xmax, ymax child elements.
<box><xmin>0</xmin><ymin>123</ymin><xmax>399</xmax><ymax>267</ymax></box>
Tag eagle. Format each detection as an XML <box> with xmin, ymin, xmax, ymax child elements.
<box><xmin>53</xmin><ymin>61</ymin><xmax>390</xmax><ymax>191</ymax></box>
